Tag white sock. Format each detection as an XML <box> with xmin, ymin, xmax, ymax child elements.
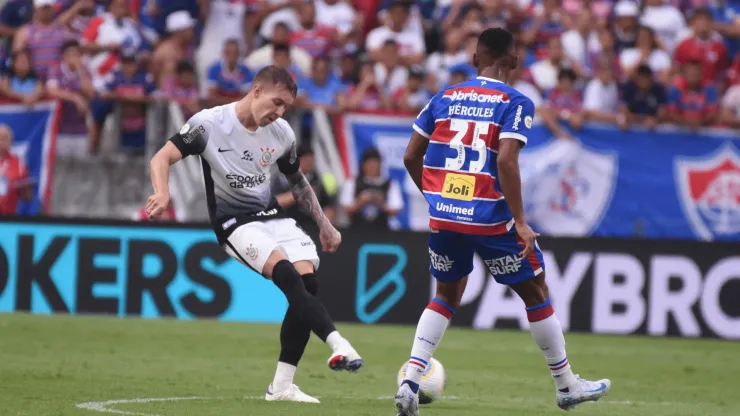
<box><xmin>402</xmin><ymin>298</ymin><xmax>455</xmax><ymax>392</ymax></box>
<box><xmin>271</xmin><ymin>362</ymin><xmax>296</xmax><ymax>393</ymax></box>
<box><xmin>526</xmin><ymin>299</ymin><xmax>578</xmax><ymax>391</ymax></box>
<box><xmin>325</xmin><ymin>331</ymin><xmax>348</xmax><ymax>352</ymax></box>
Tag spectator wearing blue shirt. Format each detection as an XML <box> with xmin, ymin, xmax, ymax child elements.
<box><xmin>297</xmin><ymin>56</ymin><xmax>345</xmax><ymax>113</ymax></box>
<box><xmin>206</xmin><ymin>38</ymin><xmax>252</xmax><ymax>106</ymax></box>
<box><xmin>710</xmin><ymin>1</ymin><xmax>740</xmax><ymax>57</ymax></box>
<box><xmin>0</xmin><ymin>49</ymin><xmax>43</xmax><ymax>106</ymax></box>
<box><xmin>296</xmin><ymin>55</ymin><xmax>345</xmax><ymax>141</ymax></box>
<box><xmin>619</xmin><ymin>64</ymin><xmax>667</xmax><ymax>130</ymax></box>
<box><xmin>335</xmin><ymin>51</ymin><xmax>359</xmax><ymax>88</ymax></box>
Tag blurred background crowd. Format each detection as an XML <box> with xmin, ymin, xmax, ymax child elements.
<box><xmin>0</xmin><ymin>0</ymin><xmax>739</xmax><ymax>227</ymax></box>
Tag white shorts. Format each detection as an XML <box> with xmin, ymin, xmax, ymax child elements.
<box><xmin>222</xmin><ymin>218</ymin><xmax>320</xmax><ymax>274</ymax></box>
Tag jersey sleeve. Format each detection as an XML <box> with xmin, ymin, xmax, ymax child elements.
<box><xmin>412</xmin><ymin>93</ymin><xmax>437</xmax><ymax>139</ymax></box>
<box><xmin>499</xmin><ymin>94</ymin><xmax>535</xmax><ymax>146</ymax></box>
<box><xmin>169</xmin><ymin>111</ymin><xmax>211</xmax><ymax>158</ymax></box>
<box><xmin>275</xmin><ymin>120</ymin><xmax>300</xmax><ymax>175</ymax></box>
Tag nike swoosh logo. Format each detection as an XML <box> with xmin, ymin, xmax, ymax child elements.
<box><xmin>585</xmin><ymin>383</ymin><xmax>607</xmax><ymax>393</ymax></box>
<box><xmin>218</xmin><ymin>148</ymin><xmax>233</xmax><ymax>153</ymax></box>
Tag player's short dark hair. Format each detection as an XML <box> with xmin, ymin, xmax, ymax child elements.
<box><xmin>636</xmin><ymin>64</ymin><xmax>653</xmax><ymax>77</ymax></box>
<box><xmin>476</xmin><ymin>28</ymin><xmax>514</xmax><ymax>62</ymax></box>
<box><xmin>61</xmin><ymin>40</ymin><xmax>79</xmax><ymax>54</ymax></box>
<box><xmin>253</xmin><ymin>65</ymin><xmax>298</xmax><ymax>97</ymax></box>
<box><xmin>176</xmin><ymin>60</ymin><xmax>195</xmax><ymax>74</ymax></box>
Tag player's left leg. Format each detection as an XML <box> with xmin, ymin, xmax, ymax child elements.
<box><xmin>479</xmin><ymin>233</ymin><xmax>610</xmax><ymax>411</ymax></box>
<box><xmin>266</xmin><ymin>260</ymin><xmax>321</xmax><ymax>403</ymax></box>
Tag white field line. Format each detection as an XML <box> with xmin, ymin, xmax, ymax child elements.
<box><xmin>76</xmin><ymin>397</ymin><xmax>209</xmax><ymax>416</ymax></box>
<box><xmin>75</xmin><ymin>395</ymin><xmax>675</xmax><ymax>415</ymax></box>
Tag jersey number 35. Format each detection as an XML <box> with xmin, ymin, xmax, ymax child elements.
<box><xmin>444</xmin><ymin>119</ymin><xmax>492</xmax><ymax>174</ymax></box>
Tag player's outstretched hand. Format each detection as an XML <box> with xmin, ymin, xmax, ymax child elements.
<box><xmin>320</xmin><ymin>224</ymin><xmax>342</xmax><ymax>253</ymax></box>
<box><xmin>516</xmin><ymin>222</ymin><xmax>540</xmax><ymax>258</ymax></box>
<box><xmin>146</xmin><ymin>193</ymin><xmax>170</xmax><ymax>219</ymax></box>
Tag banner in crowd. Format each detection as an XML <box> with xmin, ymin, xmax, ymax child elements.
<box><xmin>0</xmin><ymin>101</ymin><xmax>58</xmax><ymax>214</ymax></box>
<box><xmin>0</xmin><ymin>219</ymin><xmax>287</xmax><ymax>322</ymax></box>
<box><xmin>335</xmin><ymin>113</ymin><xmax>740</xmax><ymax>241</ymax></box>
<box><xmin>318</xmin><ymin>228</ymin><xmax>740</xmax><ymax>340</ymax></box>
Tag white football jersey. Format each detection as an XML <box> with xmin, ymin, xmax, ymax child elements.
<box><xmin>171</xmin><ymin>103</ymin><xmax>299</xmax><ymax>242</ymax></box>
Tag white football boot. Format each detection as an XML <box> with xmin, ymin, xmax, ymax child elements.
<box><xmin>265</xmin><ymin>384</ymin><xmax>320</xmax><ymax>403</ymax></box>
<box><xmin>556</xmin><ymin>375</ymin><xmax>611</xmax><ymax>411</ymax></box>
<box><xmin>394</xmin><ymin>383</ymin><xmax>420</xmax><ymax>416</ymax></box>
<box><xmin>327</xmin><ymin>342</ymin><xmax>363</xmax><ymax>372</ymax></box>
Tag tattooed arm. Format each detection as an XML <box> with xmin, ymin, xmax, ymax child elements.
<box><xmin>285</xmin><ymin>170</ymin><xmax>342</xmax><ymax>252</ymax></box>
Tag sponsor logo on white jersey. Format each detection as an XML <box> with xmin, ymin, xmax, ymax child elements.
<box><xmin>429</xmin><ymin>248</ymin><xmax>455</xmax><ymax>272</ymax></box>
<box><xmin>226</xmin><ymin>173</ymin><xmax>267</xmax><ymax>188</ymax></box>
<box><xmin>520</xmin><ymin>139</ymin><xmax>617</xmax><ymax>237</ymax></box>
<box><xmin>441</xmin><ymin>89</ymin><xmax>510</xmax><ymax>104</ymax></box>
<box><xmin>676</xmin><ymin>144</ymin><xmax>740</xmax><ymax>240</ymax></box>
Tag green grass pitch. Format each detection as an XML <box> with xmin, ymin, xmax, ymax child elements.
<box><xmin>0</xmin><ymin>313</ymin><xmax>738</xmax><ymax>416</ymax></box>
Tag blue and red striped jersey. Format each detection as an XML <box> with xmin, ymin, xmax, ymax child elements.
<box><xmin>413</xmin><ymin>76</ymin><xmax>535</xmax><ymax>235</ymax></box>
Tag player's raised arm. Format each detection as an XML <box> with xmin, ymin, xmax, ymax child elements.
<box><xmin>147</xmin><ymin>115</ymin><xmax>210</xmax><ymax>219</ymax></box>
<box><xmin>278</xmin><ymin>142</ymin><xmax>342</xmax><ymax>253</ymax></box>
<box><xmin>497</xmin><ymin>96</ymin><xmax>540</xmax><ymax>257</ymax></box>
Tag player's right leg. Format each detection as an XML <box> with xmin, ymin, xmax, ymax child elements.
<box><xmin>395</xmin><ymin>230</ymin><xmax>473</xmax><ymax>416</ymax></box>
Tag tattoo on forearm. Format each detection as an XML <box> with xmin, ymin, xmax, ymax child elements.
<box><xmin>287</xmin><ymin>171</ymin><xmax>327</xmax><ymax>226</ymax></box>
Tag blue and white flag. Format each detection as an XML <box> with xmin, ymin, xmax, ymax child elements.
<box><xmin>1</xmin><ymin>101</ymin><xmax>59</xmax><ymax>214</ymax></box>
<box><xmin>337</xmin><ymin>111</ymin><xmax>740</xmax><ymax>241</ymax></box>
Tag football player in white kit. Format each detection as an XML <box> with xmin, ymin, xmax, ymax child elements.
<box><xmin>146</xmin><ymin>66</ymin><xmax>362</xmax><ymax>403</ymax></box>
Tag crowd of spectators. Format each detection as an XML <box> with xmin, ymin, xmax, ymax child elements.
<box><xmin>0</xmin><ymin>0</ymin><xmax>738</xmax><ymax>153</ymax></box>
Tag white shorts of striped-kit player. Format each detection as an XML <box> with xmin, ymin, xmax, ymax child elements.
<box><xmin>222</xmin><ymin>218</ymin><xmax>320</xmax><ymax>274</ymax></box>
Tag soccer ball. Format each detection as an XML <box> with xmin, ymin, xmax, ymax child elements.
<box><xmin>397</xmin><ymin>357</ymin><xmax>447</xmax><ymax>404</ymax></box>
